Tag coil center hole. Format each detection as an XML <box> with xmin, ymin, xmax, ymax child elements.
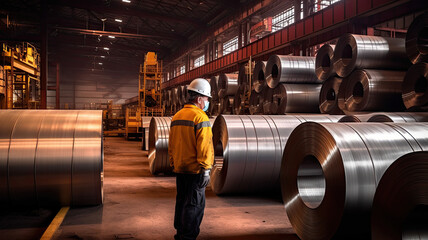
<box><xmin>297</xmin><ymin>155</ymin><xmax>326</xmax><ymax>209</ymax></box>
<box><xmin>326</xmin><ymin>88</ymin><xmax>336</xmax><ymax>101</ymax></box>
<box><xmin>214</xmin><ymin>141</ymin><xmax>224</xmax><ymax>171</ymax></box>
<box><xmin>353</xmin><ymin>82</ymin><xmax>364</xmax><ymax>99</ymax></box>
<box><xmin>258</xmin><ymin>71</ymin><xmax>265</xmax><ymax>82</ymax></box>
<box><xmin>321</xmin><ymin>55</ymin><xmax>331</xmax><ymax>69</ymax></box>
<box><xmin>271</xmin><ymin>64</ymin><xmax>279</xmax><ymax>79</ymax></box>
<box><xmin>415</xmin><ymin>76</ymin><xmax>427</xmax><ymax>95</ymax></box>
<box><xmin>341</xmin><ymin>44</ymin><xmax>353</xmax><ymax>66</ymax></box>
<box><xmin>418</xmin><ymin>27</ymin><xmax>428</xmax><ymax>54</ymax></box>
<box><xmin>402</xmin><ymin>205</ymin><xmax>428</xmax><ymax>239</ymax></box>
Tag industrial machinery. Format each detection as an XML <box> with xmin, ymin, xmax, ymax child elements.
<box><xmin>125</xmin><ymin>52</ymin><xmax>163</xmax><ymax>140</ymax></box>
<box><xmin>1</xmin><ymin>42</ymin><xmax>40</xmax><ymax>109</ymax></box>
<box><xmin>102</xmin><ymin>100</ymin><xmax>125</xmax><ymax>137</ymax></box>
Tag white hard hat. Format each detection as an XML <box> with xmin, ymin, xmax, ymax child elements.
<box><xmin>187</xmin><ymin>78</ymin><xmax>212</xmax><ymax>98</ymax></box>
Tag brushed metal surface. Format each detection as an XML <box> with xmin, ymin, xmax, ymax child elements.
<box><xmin>333</xmin><ymin>34</ymin><xmax>411</xmax><ymax>78</ymax></box>
<box><xmin>148</xmin><ymin>117</ymin><xmax>173</xmax><ymax>174</ymax></box>
<box><xmin>270</xmin><ymin>83</ymin><xmax>321</xmax><ymax>114</ymax></box>
<box><xmin>319</xmin><ymin>77</ymin><xmax>344</xmax><ymax>114</ymax></box>
<box><xmin>218</xmin><ymin>73</ymin><xmax>239</xmax><ymax>98</ymax></box>
<box><xmin>265</xmin><ymin>55</ymin><xmax>320</xmax><ymax>89</ymax></box>
<box><xmin>315</xmin><ymin>44</ymin><xmax>336</xmax><ymax>81</ymax></box>
<box><xmin>281</xmin><ymin>122</ymin><xmax>428</xmax><ymax>240</ymax></box>
<box><xmin>253</xmin><ymin>61</ymin><xmax>268</xmax><ymax>93</ymax></box>
<box><xmin>406</xmin><ymin>12</ymin><xmax>428</xmax><ymax>64</ymax></box>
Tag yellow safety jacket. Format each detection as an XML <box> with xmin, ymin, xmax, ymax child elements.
<box><xmin>168</xmin><ymin>104</ymin><xmax>214</xmax><ymax>174</ymax></box>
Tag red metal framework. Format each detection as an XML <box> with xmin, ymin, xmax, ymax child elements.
<box><xmin>163</xmin><ymin>0</ymin><xmax>425</xmax><ymax>89</ymax></box>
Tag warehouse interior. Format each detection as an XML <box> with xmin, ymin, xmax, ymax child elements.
<box><xmin>1</xmin><ymin>0</ymin><xmax>428</xmax><ymax>239</ymax></box>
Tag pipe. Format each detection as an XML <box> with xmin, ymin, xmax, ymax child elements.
<box><xmin>315</xmin><ymin>44</ymin><xmax>336</xmax><ymax>81</ymax></box>
<box><xmin>333</xmin><ymin>34</ymin><xmax>411</xmax><ymax>77</ymax></box>
<box><xmin>271</xmin><ymin>83</ymin><xmax>321</xmax><ymax>114</ymax></box>
<box><xmin>281</xmin><ymin>122</ymin><xmax>428</xmax><ymax>239</ymax></box>
<box><xmin>402</xmin><ymin>62</ymin><xmax>428</xmax><ymax>110</ymax></box>
<box><xmin>252</xmin><ymin>61</ymin><xmax>267</xmax><ymax>93</ymax></box>
<box><xmin>265</xmin><ymin>55</ymin><xmax>320</xmax><ymax>89</ymax></box>
<box><xmin>0</xmin><ymin>110</ymin><xmax>103</xmax><ymax>207</ymax></box>
<box><xmin>405</xmin><ymin>12</ymin><xmax>428</xmax><ymax>64</ymax></box>
<box><xmin>319</xmin><ymin>77</ymin><xmax>344</xmax><ymax>114</ymax></box>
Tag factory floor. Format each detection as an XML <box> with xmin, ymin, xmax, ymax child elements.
<box><xmin>0</xmin><ymin>137</ymin><xmax>298</xmax><ymax>240</ymax></box>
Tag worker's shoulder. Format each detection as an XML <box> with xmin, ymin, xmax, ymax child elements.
<box><xmin>172</xmin><ymin>107</ymin><xmax>208</xmax><ymax>124</ymax></box>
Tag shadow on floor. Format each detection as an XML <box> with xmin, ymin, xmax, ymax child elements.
<box><xmin>200</xmin><ymin>233</ymin><xmax>299</xmax><ymax>240</ymax></box>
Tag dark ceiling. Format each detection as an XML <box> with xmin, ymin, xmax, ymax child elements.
<box><xmin>0</xmin><ymin>0</ymin><xmax>250</xmax><ymax>74</ymax></box>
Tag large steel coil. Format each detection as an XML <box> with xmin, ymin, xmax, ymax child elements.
<box><xmin>319</xmin><ymin>77</ymin><xmax>344</xmax><ymax>114</ymax></box>
<box><xmin>210</xmin><ymin>76</ymin><xmax>219</xmax><ymax>101</ymax></box>
<box><xmin>315</xmin><ymin>44</ymin><xmax>336</xmax><ymax>81</ymax></box>
<box><xmin>211</xmin><ymin>114</ymin><xmax>341</xmax><ymax>195</ymax></box>
<box><xmin>333</xmin><ymin>34</ymin><xmax>411</xmax><ymax>77</ymax></box>
<box><xmin>270</xmin><ymin>83</ymin><xmax>321</xmax><ymax>114</ymax></box>
<box><xmin>368</xmin><ymin>112</ymin><xmax>428</xmax><ymax>122</ymax></box>
<box><xmin>262</xmin><ymin>87</ymin><xmax>274</xmax><ymax>114</ymax></box>
<box><xmin>281</xmin><ymin>122</ymin><xmax>428</xmax><ymax>240</ymax></box>
<box><xmin>218</xmin><ymin>73</ymin><xmax>239</xmax><ymax>98</ymax></box>
<box><xmin>148</xmin><ymin>117</ymin><xmax>173</xmax><ymax>175</ymax></box>
<box><xmin>405</xmin><ymin>12</ymin><xmax>428</xmax><ymax>64</ymax></box>
<box><xmin>371</xmin><ymin>151</ymin><xmax>428</xmax><ymax>240</ymax></box>
<box><xmin>253</xmin><ymin>61</ymin><xmax>268</xmax><ymax>93</ymax></box>
<box><xmin>338</xmin><ymin>113</ymin><xmax>375</xmax><ymax>122</ymax></box>
<box><xmin>0</xmin><ymin>110</ymin><xmax>103</xmax><ymax>207</ymax></box>
<box><xmin>177</xmin><ymin>85</ymin><xmax>188</xmax><ymax>106</ymax></box>
<box><xmin>402</xmin><ymin>62</ymin><xmax>428</xmax><ymax>109</ymax></box>
<box><xmin>265</xmin><ymin>55</ymin><xmax>320</xmax><ymax>89</ymax></box>
<box><xmin>342</xmin><ymin>69</ymin><xmax>406</xmax><ymax>112</ymax></box>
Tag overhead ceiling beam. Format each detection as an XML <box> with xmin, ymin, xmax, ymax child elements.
<box><xmin>48</xmin><ymin>0</ymin><xmax>205</xmax><ymax>28</ymax></box>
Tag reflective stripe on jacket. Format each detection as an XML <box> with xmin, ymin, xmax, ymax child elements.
<box><xmin>168</xmin><ymin>104</ymin><xmax>214</xmax><ymax>174</ymax></box>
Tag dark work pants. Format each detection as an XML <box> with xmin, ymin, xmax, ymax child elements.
<box><xmin>174</xmin><ymin>173</ymin><xmax>208</xmax><ymax>240</ymax></box>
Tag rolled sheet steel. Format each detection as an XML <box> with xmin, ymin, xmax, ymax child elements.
<box><xmin>406</xmin><ymin>12</ymin><xmax>428</xmax><ymax>64</ymax></box>
<box><xmin>338</xmin><ymin>113</ymin><xmax>375</xmax><ymax>122</ymax></box>
<box><xmin>333</xmin><ymin>34</ymin><xmax>411</xmax><ymax>77</ymax></box>
<box><xmin>315</xmin><ymin>44</ymin><xmax>336</xmax><ymax>81</ymax></box>
<box><xmin>281</xmin><ymin>122</ymin><xmax>428</xmax><ymax>240</ymax></box>
<box><xmin>265</xmin><ymin>55</ymin><xmax>320</xmax><ymax>89</ymax></box>
<box><xmin>0</xmin><ymin>110</ymin><xmax>103</xmax><ymax>207</ymax></box>
<box><xmin>270</xmin><ymin>83</ymin><xmax>321</xmax><ymax>114</ymax></box>
<box><xmin>319</xmin><ymin>77</ymin><xmax>344</xmax><ymax>114</ymax></box>
<box><xmin>148</xmin><ymin>117</ymin><xmax>173</xmax><ymax>175</ymax></box>
<box><xmin>249</xmin><ymin>90</ymin><xmax>262</xmax><ymax>115</ymax></box>
<box><xmin>402</xmin><ymin>62</ymin><xmax>428</xmax><ymax>109</ymax></box>
<box><xmin>262</xmin><ymin>87</ymin><xmax>274</xmax><ymax>114</ymax></box>
<box><xmin>367</xmin><ymin>112</ymin><xmax>428</xmax><ymax>122</ymax></box>
<box><xmin>211</xmin><ymin>114</ymin><xmax>341</xmax><ymax>195</ymax></box>
<box><xmin>253</xmin><ymin>61</ymin><xmax>268</xmax><ymax>93</ymax></box>
<box><xmin>343</xmin><ymin>69</ymin><xmax>406</xmax><ymax>112</ymax></box>
<box><xmin>218</xmin><ymin>73</ymin><xmax>239</xmax><ymax>98</ymax></box>
<box><xmin>371</xmin><ymin>151</ymin><xmax>428</xmax><ymax>240</ymax></box>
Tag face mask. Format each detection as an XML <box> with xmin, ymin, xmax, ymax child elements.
<box><xmin>202</xmin><ymin>100</ymin><xmax>209</xmax><ymax>112</ymax></box>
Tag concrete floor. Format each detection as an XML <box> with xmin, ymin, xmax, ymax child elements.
<box><xmin>1</xmin><ymin>137</ymin><xmax>298</xmax><ymax>240</ymax></box>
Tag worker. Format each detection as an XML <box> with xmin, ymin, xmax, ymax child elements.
<box><xmin>168</xmin><ymin>78</ymin><xmax>214</xmax><ymax>240</ymax></box>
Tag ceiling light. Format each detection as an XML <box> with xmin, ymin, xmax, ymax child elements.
<box><xmin>115</xmin><ymin>19</ymin><xmax>122</xmax><ymax>22</ymax></box>
<box><xmin>104</xmin><ymin>47</ymin><xmax>110</xmax><ymax>50</ymax></box>
<box><xmin>108</xmin><ymin>36</ymin><xmax>115</xmax><ymax>38</ymax></box>
<box><xmin>122</xmin><ymin>0</ymin><xmax>131</xmax><ymax>3</ymax></box>
<box><xmin>98</xmin><ymin>62</ymin><xmax>103</xmax><ymax>65</ymax></box>
<box><xmin>101</xmin><ymin>56</ymin><xmax>106</xmax><ymax>58</ymax></box>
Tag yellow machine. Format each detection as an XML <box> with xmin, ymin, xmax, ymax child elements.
<box><xmin>125</xmin><ymin>52</ymin><xmax>163</xmax><ymax>140</ymax></box>
<box><xmin>1</xmin><ymin>42</ymin><xmax>40</xmax><ymax>109</ymax></box>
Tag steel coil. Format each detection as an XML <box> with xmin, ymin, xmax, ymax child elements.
<box><xmin>315</xmin><ymin>44</ymin><xmax>336</xmax><ymax>81</ymax></box>
<box><xmin>0</xmin><ymin>110</ymin><xmax>103</xmax><ymax>207</ymax></box>
<box><xmin>338</xmin><ymin>113</ymin><xmax>375</xmax><ymax>122</ymax></box>
<box><xmin>218</xmin><ymin>73</ymin><xmax>239</xmax><ymax>98</ymax></box>
<box><xmin>281</xmin><ymin>122</ymin><xmax>428</xmax><ymax>240</ymax></box>
<box><xmin>367</xmin><ymin>112</ymin><xmax>428</xmax><ymax>122</ymax></box>
<box><xmin>148</xmin><ymin>117</ymin><xmax>173</xmax><ymax>175</ymax></box>
<box><xmin>233</xmin><ymin>86</ymin><xmax>248</xmax><ymax>115</ymax></box>
<box><xmin>249</xmin><ymin>90</ymin><xmax>262</xmax><ymax>115</ymax></box>
<box><xmin>343</xmin><ymin>69</ymin><xmax>406</xmax><ymax>112</ymax></box>
<box><xmin>253</xmin><ymin>61</ymin><xmax>268</xmax><ymax>93</ymax></box>
<box><xmin>210</xmin><ymin>76</ymin><xmax>219</xmax><ymax>101</ymax></box>
<box><xmin>371</xmin><ymin>151</ymin><xmax>428</xmax><ymax>240</ymax></box>
<box><xmin>402</xmin><ymin>62</ymin><xmax>428</xmax><ymax>109</ymax></box>
<box><xmin>333</xmin><ymin>34</ymin><xmax>411</xmax><ymax>77</ymax></box>
<box><xmin>262</xmin><ymin>87</ymin><xmax>274</xmax><ymax>114</ymax></box>
<box><xmin>270</xmin><ymin>83</ymin><xmax>321</xmax><ymax>114</ymax></box>
<box><xmin>406</xmin><ymin>12</ymin><xmax>428</xmax><ymax>64</ymax></box>
<box><xmin>319</xmin><ymin>77</ymin><xmax>343</xmax><ymax>114</ymax></box>
<box><xmin>265</xmin><ymin>55</ymin><xmax>320</xmax><ymax>89</ymax></box>
<box><xmin>211</xmin><ymin>114</ymin><xmax>341</xmax><ymax>195</ymax></box>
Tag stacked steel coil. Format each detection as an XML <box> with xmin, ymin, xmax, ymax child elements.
<box><xmin>338</xmin><ymin>113</ymin><xmax>375</xmax><ymax>122</ymax></box>
<box><xmin>148</xmin><ymin>117</ymin><xmax>173</xmax><ymax>175</ymax></box>
<box><xmin>253</xmin><ymin>61</ymin><xmax>268</xmax><ymax>93</ymax></box>
<box><xmin>218</xmin><ymin>73</ymin><xmax>239</xmax><ymax>98</ymax></box>
<box><xmin>402</xmin><ymin>62</ymin><xmax>428</xmax><ymax>110</ymax></box>
<box><xmin>319</xmin><ymin>77</ymin><xmax>344</xmax><ymax>114</ymax></box>
<box><xmin>405</xmin><ymin>12</ymin><xmax>428</xmax><ymax>64</ymax></box>
<box><xmin>339</xmin><ymin>69</ymin><xmax>406</xmax><ymax>112</ymax></box>
<box><xmin>262</xmin><ymin>87</ymin><xmax>274</xmax><ymax>114</ymax></box>
<box><xmin>0</xmin><ymin>110</ymin><xmax>103</xmax><ymax>207</ymax></box>
<box><xmin>265</xmin><ymin>55</ymin><xmax>320</xmax><ymax>89</ymax></box>
<box><xmin>177</xmin><ymin>85</ymin><xmax>188</xmax><ymax>106</ymax></box>
<box><xmin>333</xmin><ymin>34</ymin><xmax>411</xmax><ymax>77</ymax></box>
<box><xmin>338</xmin><ymin>112</ymin><xmax>428</xmax><ymax>122</ymax></box>
<box><xmin>270</xmin><ymin>83</ymin><xmax>321</xmax><ymax>114</ymax></box>
<box><xmin>281</xmin><ymin>122</ymin><xmax>428</xmax><ymax>240</ymax></box>
<box><xmin>315</xmin><ymin>44</ymin><xmax>336</xmax><ymax>81</ymax></box>
<box><xmin>371</xmin><ymin>151</ymin><xmax>428</xmax><ymax>240</ymax></box>
<box><xmin>210</xmin><ymin>114</ymin><xmax>341</xmax><ymax>195</ymax></box>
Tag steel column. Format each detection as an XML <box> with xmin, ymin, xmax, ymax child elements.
<box><xmin>40</xmin><ymin>0</ymin><xmax>48</xmax><ymax>109</ymax></box>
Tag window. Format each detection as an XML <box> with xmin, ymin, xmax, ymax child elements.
<box><xmin>315</xmin><ymin>0</ymin><xmax>341</xmax><ymax>11</ymax></box>
<box><xmin>180</xmin><ymin>65</ymin><xmax>185</xmax><ymax>75</ymax></box>
<box><xmin>272</xmin><ymin>7</ymin><xmax>295</xmax><ymax>32</ymax></box>
<box><xmin>223</xmin><ymin>36</ymin><xmax>238</xmax><ymax>55</ymax></box>
<box><xmin>194</xmin><ymin>55</ymin><xmax>205</xmax><ymax>67</ymax></box>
